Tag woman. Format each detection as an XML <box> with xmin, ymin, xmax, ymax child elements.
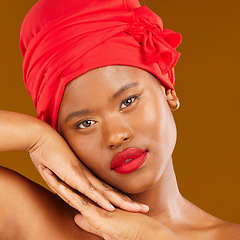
<box><xmin>1</xmin><ymin>0</ymin><xmax>240</xmax><ymax>239</ymax></box>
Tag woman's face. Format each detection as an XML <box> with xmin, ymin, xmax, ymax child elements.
<box><xmin>58</xmin><ymin>65</ymin><xmax>177</xmax><ymax>194</ymax></box>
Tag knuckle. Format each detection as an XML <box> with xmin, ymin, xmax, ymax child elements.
<box><xmin>100</xmin><ymin>210</ymin><xmax>113</xmax><ymax>219</ymax></box>
<box><xmin>82</xmin><ymin>183</ymin><xmax>97</xmax><ymax>198</ymax></box>
<box><xmin>117</xmin><ymin>196</ymin><xmax>131</xmax><ymax>207</ymax></box>
<box><xmin>88</xmin><ymin>183</ymin><xmax>96</xmax><ymax>191</ymax></box>
<box><xmin>121</xmin><ymin>195</ymin><xmax>131</xmax><ymax>201</ymax></box>
<box><xmin>80</xmin><ymin>198</ymin><xmax>88</xmax><ymax>206</ymax></box>
<box><xmin>65</xmin><ymin>197</ymin><xmax>72</xmax><ymax>206</ymax></box>
<box><xmin>102</xmin><ymin>183</ymin><xmax>113</xmax><ymax>191</ymax></box>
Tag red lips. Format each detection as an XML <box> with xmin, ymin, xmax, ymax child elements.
<box><xmin>110</xmin><ymin>148</ymin><xmax>148</xmax><ymax>174</ymax></box>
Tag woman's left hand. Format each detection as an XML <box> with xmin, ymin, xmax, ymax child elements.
<box><xmin>42</xmin><ymin>167</ymin><xmax>178</xmax><ymax>240</ymax></box>
<box><xmin>74</xmin><ymin>206</ymin><xmax>178</xmax><ymax>240</ymax></box>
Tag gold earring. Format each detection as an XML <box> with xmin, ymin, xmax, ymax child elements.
<box><xmin>166</xmin><ymin>97</ymin><xmax>180</xmax><ymax>111</ymax></box>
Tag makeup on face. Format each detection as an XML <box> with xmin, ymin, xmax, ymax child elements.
<box><xmin>110</xmin><ymin>147</ymin><xmax>148</xmax><ymax>174</ymax></box>
<box><xmin>58</xmin><ymin>66</ymin><xmax>177</xmax><ymax>193</ymax></box>
<box><xmin>63</xmin><ymin>82</ymin><xmax>140</xmax><ymax>125</ymax></box>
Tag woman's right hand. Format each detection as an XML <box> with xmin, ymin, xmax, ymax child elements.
<box><xmin>38</xmin><ymin>169</ymin><xmax>178</xmax><ymax>240</ymax></box>
<box><xmin>29</xmin><ymin>123</ymin><xmax>149</xmax><ymax>213</ymax></box>
<box><xmin>0</xmin><ymin>110</ymin><xmax>148</xmax><ymax>214</ymax></box>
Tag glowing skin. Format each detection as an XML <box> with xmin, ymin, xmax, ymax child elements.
<box><xmin>57</xmin><ymin>66</ymin><xmax>240</xmax><ymax>239</ymax></box>
<box><xmin>58</xmin><ymin>65</ymin><xmax>187</xmax><ymax>225</ymax></box>
<box><xmin>1</xmin><ymin>65</ymin><xmax>240</xmax><ymax>239</ymax></box>
<box><xmin>58</xmin><ymin>65</ymin><xmax>177</xmax><ymax>195</ymax></box>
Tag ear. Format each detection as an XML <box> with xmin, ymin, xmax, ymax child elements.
<box><xmin>160</xmin><ymin>84</ymin><xmax>167</xmax><ymax>97</ymax></box>
<box><xmin>160</xmin><ymin>85</ymin><xmax>180</xmax><ymax>110</ymax></box>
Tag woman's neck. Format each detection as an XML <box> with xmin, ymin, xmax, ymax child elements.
<box><xmin>127</xmin><ymin>158</ymin><xmax>186</xmax><ymax>224</ymax></box>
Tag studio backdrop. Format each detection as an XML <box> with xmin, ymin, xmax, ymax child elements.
<box><xmin>0</xmin><ymin>0</ymin><xmax>239</xmax><ymax>224</ymax></box>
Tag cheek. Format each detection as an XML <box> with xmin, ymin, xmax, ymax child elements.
<box><xmin>65</xmin><ymin>133</ymin><xmax>101</xmax><ymax>168</ymax></box>
<box><xmin>156</xmin><ymin>101</ymin><xmax>177</xmax><ymax>158</ymax></box>
<box><xmin>134</xmin><ymin>93</ymin><xmax>177</xmax><ymax>157</ymax></box>
<box><xmin>136</xmin><ymin>94</ymin><xmax>175</xmax><ymax>135</ymax></box>
<box><xmin>64</xmin><ymin>131</ymin><xmax>113</xmax><ymax>182</ymax></box>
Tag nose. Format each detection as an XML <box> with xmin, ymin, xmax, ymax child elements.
<box><xmin>102</xmin><ymin>117</ymin><xmax>133</xmax><ymax>149</ymax></box>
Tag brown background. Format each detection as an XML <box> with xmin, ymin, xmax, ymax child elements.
<box><xmin>0</xmin><ymin>0</ymin><xmax>239</xmax><ymax>223</ymax></box>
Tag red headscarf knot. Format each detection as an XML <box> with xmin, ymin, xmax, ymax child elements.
<box><xmin>126</xmin><ymin>6</ymin><xmax>182</xmax><ymax>74</ymax></box>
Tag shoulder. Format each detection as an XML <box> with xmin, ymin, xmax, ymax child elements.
<box><xmin>214</xmin><ymin>220</ymin><xmax>240</xmax><ymax>240</ymax></box>
<box><xmin>0</xmin><ymin>166</ymin><xmax>101</xmax><ymax>240</ymax></box>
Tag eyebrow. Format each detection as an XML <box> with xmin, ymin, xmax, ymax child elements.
<box><xmin>65</xmin><ymin>109</ymin><xmax>90</xmax><ymax>123</ymax></box>
<box><xmin>64</xmin><ymin>82</ymin><xmax>139</xmax><ymax>123</ymax></box>
<box><xmin>111</xmin><ymin>82</ymin><xmax>139</xmax><ymax>99</ymax></box>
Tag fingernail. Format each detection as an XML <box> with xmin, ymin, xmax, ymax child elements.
<box><xmin>132</xmin><ymin>203</ymin><xmax>141</xmax><ymax>211</ymax></box>
<box><xmin>109</xmin><ymin>203</ymin><xmax>115</xmax><ymax>211</ymax></box>
<box><xmin>140</xmin><ymin>204</ymin><xmax>150</xmax><ymax>212</ymax></box>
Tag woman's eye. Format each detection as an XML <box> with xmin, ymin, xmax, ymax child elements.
<box><xmin>120</xmin><ymin>96</ymin><xmax>138</xmax><ymax>110</ymax></box>
<box><xmin>76</xmin><ymin>120</ymin><xmax>96</xmax><ymax>129</ymax></box>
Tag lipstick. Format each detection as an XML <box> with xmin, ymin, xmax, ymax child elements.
<box><xmin>110</xmin><ymin>148</ymin><xmax>148</xmax><ymax>174</ymax></box>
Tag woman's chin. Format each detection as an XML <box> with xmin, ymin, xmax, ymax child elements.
<box><xmin>111</xmin><ymin>177</ymin><xmax>155</xmax><ymax>195</ymax></box>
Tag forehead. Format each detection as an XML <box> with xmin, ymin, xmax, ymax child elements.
<box><xmin>57</xmin><ymin>65</ymin><xmax>164</xmax><ymax>126</ymax></box>
<box><xmin>64</xmin><ymin>65</ymin><xmax>158</xmax><ymax>98</ymax></box>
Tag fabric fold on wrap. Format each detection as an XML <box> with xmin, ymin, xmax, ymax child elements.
<box><xmin>20</xmin><ymin>0</ymin><xmax>182</xmax><ymax>130</ymax></box>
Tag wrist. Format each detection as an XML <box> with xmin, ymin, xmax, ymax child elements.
<box><xmin>25</xmin><ymin>117</ymin><xmax>49</xmax><ymax>153</ymax></box>
<box><xmin>0</xmin><ymin>110</ymin><xmax>49</xmax><ymax>152</ymax></box>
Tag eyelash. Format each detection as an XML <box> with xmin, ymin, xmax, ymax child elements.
<box><xmin>75</xmin><ymin>119</ymin><xmax>96</xmax><ymax>129</ymax></box>
<box><xmin>75</xmin><ymin>95</ymin><xmax>139</xmax><ymax>129</ymax></box>
<box><xmin>119</xmin><ymin>95</ymin><xmax>139</xmax><ymax>110</ymax></box>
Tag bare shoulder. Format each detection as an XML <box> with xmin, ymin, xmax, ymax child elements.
<box><xmin>214</xmin><ymin>220</ymin><xmax>240</xmax><ymax>240</ymax></box>
<box><xmin>0</xmin><ymin>166</ymin><xmax>101</xmax><ymax>240</ymax></box>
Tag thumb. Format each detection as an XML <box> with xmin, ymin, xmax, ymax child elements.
<box><xmin>74</xmin><ymin>214</ymin><xmax>119</xmax><ymax>240</ymax></box>
<box><xmin>74</xmin><ymin>214</ymin><xmax>103</xmax><ymax>238</ymax></box>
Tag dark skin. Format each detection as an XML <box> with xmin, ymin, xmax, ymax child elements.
<box><xmin>1</xmin><ymin>65</ymin><xmax>239</xmax><ymax>239</ymax></box>
<box><xmin>55</xmin><ymin>65</ymin><xmax>240</xmax><ymax>239</ymax></box>
<box><xmin>58</xmin><ymin>65</ymin><xmax>177</xmax><ymax>195</ymax></box>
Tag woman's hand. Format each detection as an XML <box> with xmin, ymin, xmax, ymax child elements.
<box><xmin>74</xmin><ymin>208</ymin><xmax>178</xmax><ymax>240</ymax></box>
<box><xmin>29</xmin><ymin>119</ymin><xmax>149</xmax><ymax>214</ymax></box>
<box><xmin>0</xmin><ymin>110</ymin><xmax>148</xmax><ymax>214</ymax></box>
<box><xmin>42</xmin><ymin>168</ymin><xmax>179</xmax><ymax>240</ymax></box>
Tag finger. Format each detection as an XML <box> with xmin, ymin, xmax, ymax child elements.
<box><xmin>43</xmin><ymin>161</ymin><xmax>115</xmax><ymax>212</ymax></box>
<box><xmin>57</xmin><ymin>183</ymin><xmax>115</xmax><ymax>234</ymax></box>
<box><xmin>38</xmin><ymin>164</ymin><xmax>58</xmax><ymax>193</ymax></box>
<box><xmin>39</xmin><ymin>165</ymin><xmax>99</xmax><ymax>211</ymax></box>
<box><xmin>40</xmin><ymin>166</ymin><xmax>88</xmax><ymax>210</ymax></box>
<box><xmin>58</xmin><ymin>183</ymin><xmax>136</xmax><ymax>240</ymax></box>
<box><xmin>74</xmin><ymin>215</ymin><xmax>119</xmax><ymax>240</ymax></box>
<box><xmin>40</xmin><ymin>162</ymin><xmax>149</xmax><ymax>214</ymax></box>
<box><xmin>83</xmin><ymin>169</ymin><xmax>149</xmax><ymax>213</ymax></box>
<box><xmin>34</xmin><ymin>135</ymin><xmax>116</xmax><ymax>212</ymax></box>
<box><xmin>74</xmin><ymin>214</ymin><xmax>104</xmax><ymax>238</ymax></box>
<box><xmin>38</xmin><ymin>163</ymin><xmax>84</xmax><ymax>207</ymax></box>
<box><xmin>97</xmin><ymin>182</ymin><xmax>149</xmax><ymax>213</ymax></box>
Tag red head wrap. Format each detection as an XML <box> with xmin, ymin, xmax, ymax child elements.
<box><xmin>20</xmin><ymin>0</ymin><xmax>182</xmax><ymax>130</ymax></box>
